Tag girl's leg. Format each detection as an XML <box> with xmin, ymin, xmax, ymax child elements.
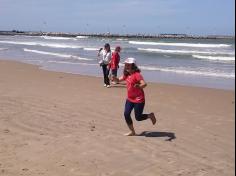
<box><xmin>134</xmin><ymin>102</ymin><xmax>148</xmax><ymax>121</ymax></box>
<box><xmin>102</xmin><ymin>65</ymin><xmax>107</xmax><ymax>85</ymax></box>
<box><xmin>111</xmin><ymin>69</ymin><xmax>118</xmax><ymax>84</ymax></box>
<box><xmin>124</xmin><ymin>100</ymin><xmax>136</xmax><ymax>136</ymax></box>
<box><xmin>134</xmin><ymin>102</ymin><xmax>156</xmax><ymax>125</ymax></box>
<box><xmin>149</xmin><ymin>113</ymin><xmax>156</xmax><ymax>125</ymax></box>
<box><xmin>105</xmin><ymin>68</ymin><xmax>110</xmax><ymax>85</ymax></box>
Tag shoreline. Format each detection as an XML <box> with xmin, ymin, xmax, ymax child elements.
<box><xmin>2</xmin><ymin>58</ymin><xmax>235</xmax><ymax>91</ymax></box>
<box><xmin>0</xmin><ymin>59</ymin><xmax>235</xmax><ymax>176</ymax></box>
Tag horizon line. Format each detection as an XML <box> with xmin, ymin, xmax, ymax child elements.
<box><xmin>0</xmin><ymin>30</ymin><xmax>235</xmax><ymax>39</ymax></box>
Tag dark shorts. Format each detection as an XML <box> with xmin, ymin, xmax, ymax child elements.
<box><xmin>111</xmin><ymin>69</ymin><xmax>118</xmax><ymax>77</ymax></box>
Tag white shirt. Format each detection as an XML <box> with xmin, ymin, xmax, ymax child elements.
<box><xmin>99</xmin><ymin>49</ymin><xmax>111</xmax><ymax>65</ymax></box>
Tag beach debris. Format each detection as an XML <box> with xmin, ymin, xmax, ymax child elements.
<box><xmin>22</xmin><ymin>168</ymin><xmax>29</xmax><ymax>171</ymax></box>
<box><xmin>89</xmin><ymin>121</ymin><xmax>96</xmax><ymax>131</ymax></box>
<box><xmin>3</xmin><ymin>129</ymin><xmax>10</xmax><ymax>133</ymax></box>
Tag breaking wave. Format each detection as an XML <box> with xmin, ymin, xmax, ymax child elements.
<box><xmin>0</xmin><ymin>41</ymin><xmax>83</xmax><ymax>49</ymax></box>
<box><xmin>192</xmin><ymin>55</ymin><xmax>235</xmax><ymax>62</ymax></box>
<box><xmin>138</xmin><ymin>48</ymin><xmax>234</xmax><ymax>55</ymax></box>
<box><xmin>138</xmin><ymin>65</ymin><xmax>235</xmax><ymax>79</ymax></box>
<box><xmin>23</xmin><ymin>48</ymin><xmax>93</xmax><ymax>61</ymax></box>
<box><xmin>130</xmin><ymin>41</ymin><xmax>231</xmax><ymax>48</ymax></box>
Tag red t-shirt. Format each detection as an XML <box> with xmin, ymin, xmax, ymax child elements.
<box><xmin>123</xmin><ymin>72</ymin><xmax>145</xmax><ymax>103</ymax></box>
<box><xmin>110</xmin><ymin>52</ymin><xmax>120</xmax><ymax>70</ymax></box>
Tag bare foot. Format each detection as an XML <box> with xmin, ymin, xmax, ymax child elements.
<box><xmin>149</xmin><ymin>113</ymin><xmax>156</xmax><ymax>125</ymax></box>
<box><xmin>124</xmin><ymin>131</ymin><xmax>136</xmax><ymax>136</ymax></box>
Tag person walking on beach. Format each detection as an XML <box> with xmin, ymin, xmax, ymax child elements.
<box><xmin>98</xmin><ymin>43</ymin><xmax>112</xmax><ymax>88</ymax></box>
<box><xmin>112</xmin><ymin>57</ymin><xmax>156</xmax><ymax>136</ymax></box>
<box><xmin>109</xmin><ymin>46</ymin><xmax>121</xmax><ymax>84</ymax></box>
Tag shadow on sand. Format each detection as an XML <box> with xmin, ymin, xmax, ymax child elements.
<box><xmin>138</xmin><ymin>131</ymin><xmax>176</xmax><ymax>141</ymax></box>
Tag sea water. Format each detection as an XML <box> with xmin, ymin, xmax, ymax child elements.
<box><xmin>0</xmin><ymin>35</ymin><xmax>235</xmax><ymax>90</ymax></box>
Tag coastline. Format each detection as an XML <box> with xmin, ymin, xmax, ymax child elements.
<box><xmin>0</xmin><ymin>60</ymin><xmax>235</xmax><ymax>176</ymax></box>
<box><xmin>0</xmin><ymin>31</ymin><xmax>235</xmax><ymax>39</ymax></box>
<box><xmin>0</xmin><ymin>34</ymin><xmax>234</xmax><ymax>91</ymax></box>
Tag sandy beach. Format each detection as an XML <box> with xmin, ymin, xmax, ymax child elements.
<box><xmin>0</xmin><ymin>60</ymin><xmax>235</xmax><ymax>176</ymax></box>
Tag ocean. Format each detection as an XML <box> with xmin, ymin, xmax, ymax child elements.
<box><xmin>0</xmin><ymin>35</ymin><xmax>235</xmax><ymax>90</ymax></box>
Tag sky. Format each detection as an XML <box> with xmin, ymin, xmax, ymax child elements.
<box><xmin>0</xmin><ymin>0</ymin><xmax>235</xmax><ymax>35</ymax></box>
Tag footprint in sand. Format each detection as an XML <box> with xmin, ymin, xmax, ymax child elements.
<box><xmin>89</xmin><ymin>121</ymin><xmax>96</xmax><ymax>131</ymax></box>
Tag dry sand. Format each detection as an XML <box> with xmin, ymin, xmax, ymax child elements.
<box><xmin>0</xmin><ymin>60</ymin><xmax>235</xmax><ymax>176</ymax></box>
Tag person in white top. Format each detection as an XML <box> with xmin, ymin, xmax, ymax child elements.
<box><xmin>98</xmin><ymin>43</ymin><xmax>112</xmax><ymax>88</ymax></box>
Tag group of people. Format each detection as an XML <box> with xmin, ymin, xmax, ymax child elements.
<box><xmin>98</xmin><ymin>43</ymin><xmax>156</xmax><ymax>136</ymax></box>
<box><xmin>98</xmin><ymin>43</ymin><xmax>121</xmax><ymax>88</ymax></box>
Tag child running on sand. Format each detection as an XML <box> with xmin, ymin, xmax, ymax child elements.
<box><xmin>112</xmin><ymin>57</ymin><xmax>156</xmax><ymax>136</ymax></box>
<box><xmin>109</xmin><ymin>46</ymin><xmax>121</xmax><ymax>84</ymax></box>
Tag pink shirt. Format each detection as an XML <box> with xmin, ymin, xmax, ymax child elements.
<box><xmin>123</xmin><ymin>72</ymin><xmax>145</xmax><ymax>103</ymax></box>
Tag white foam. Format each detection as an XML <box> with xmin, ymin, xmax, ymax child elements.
<box><xmin>130</xmin><ymin>41</ymin><xmax>231</xmax><ymax>48</ymax></box>
<box><xmin>84</xmin><ymin>47</ymin><xmax>116</xmax><ymax>51</ymax></box>
<box><xmin>116</xmin><ymin>38</ymin><xmax>128</xmax><ymax>41</ymax></box>
<box><xmin>110</xmin><ymin>63</ymin><xmax>234</xmax><ymax>79</ymax></box>
<box><xmin>76</xmin><ymin>36</ymin><xmax>89</xmax><ymax>39</ymax></box>
<box><xmin>47</xmin><ymin>60</ymin><xmax>97</xmax><ymax>66</ymax></box>
<box><xmin>23</xmin><ymin>48</ymin><xmax>93</xmax><ymax>61</ymax></box>
<box><xmin>164</xmin><ymin>55</ymin><xmax>171</xmax><ymax>58</ymax></box>
<box><xmin>138</xmin><ymin>66</ymin><xmax>235</xmax><ymax>79</ymax></box>
<box><xmin>0</xmin><ymin>48</ymin><xmax>8</xmax><ymax>51</ymax></box>
<box><xmin>41</xmin><ymin>36</ymin><xmax>74</xmax><ymax>40</ymax></box>
<box><xmin>138</xmin><ymin>48</ymin><xmax>234</xmax><ymax>55</ymax></box>
<box><xmin>83</xmin><ymin>47</ymin><xmax>99</xmax><ymax>51</ymax></box>
<box><xmin>192</xmin><ymin>55</ymin><xmax>235</xmax><ymax>62</ymax></box>
<box><xmin>0</xmin><ymin>41</ymin><xmax>82</xmax><ymax>49</ymax></box>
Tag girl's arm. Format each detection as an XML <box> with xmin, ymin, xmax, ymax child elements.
<box><xmin>134</xmin><ymin>80</ymin><xmax>147</xmax><ymax>89</ymax></box>
<box><xmin>111</xmin><ymin>75</ymin><xmax>125</xmax><ymax>83</ymax></box>
<box><xmin>97</xmin><ymin>48</ymin><xmax>103</xmax><ymax>56</ymax></box>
